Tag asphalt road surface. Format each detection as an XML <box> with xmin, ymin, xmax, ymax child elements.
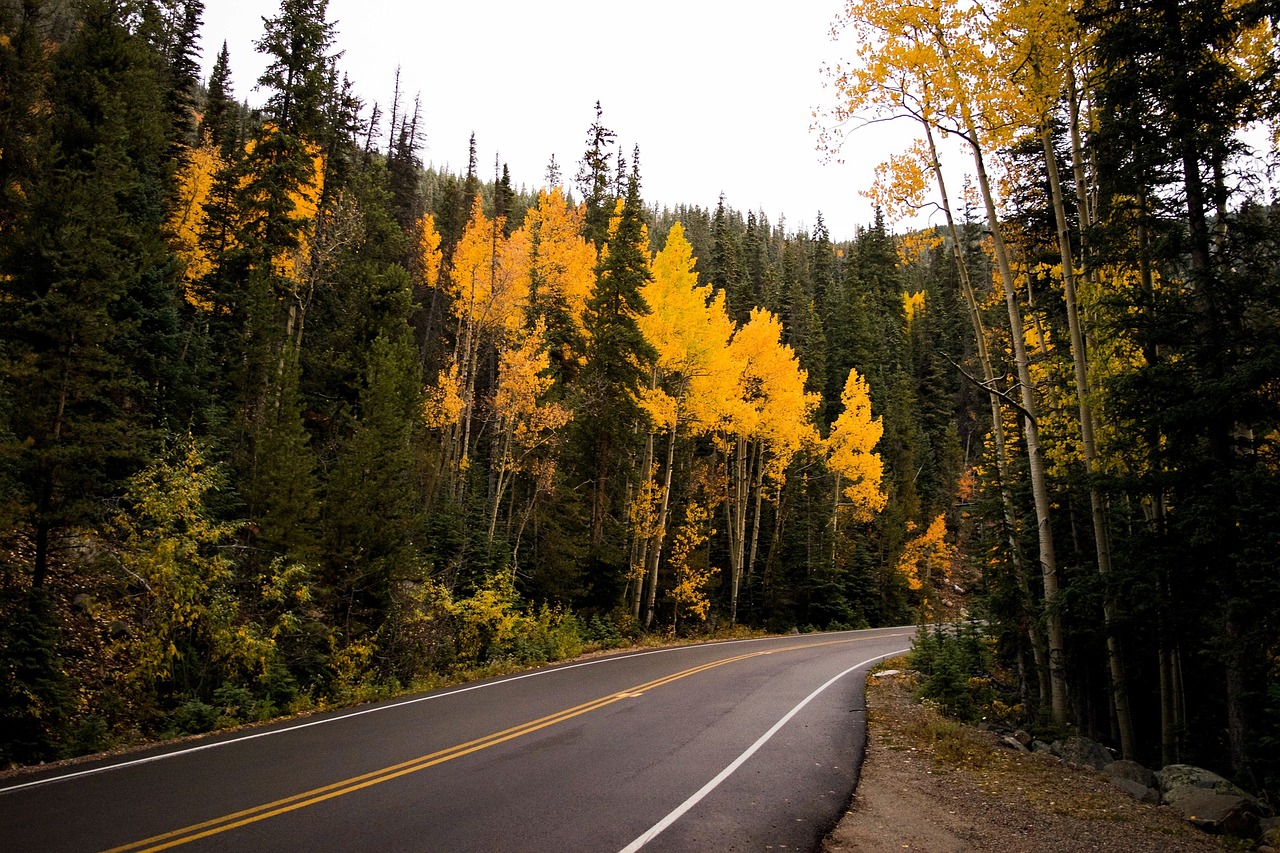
<box><xmin>0</xmin><ymin>626</ymin><xmax>912</xmax><ymax>852</ymax></box>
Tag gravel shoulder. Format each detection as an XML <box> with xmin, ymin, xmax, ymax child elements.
<box><xmin>822</xmin><ymin>668</ymin><xmax>1240</xmax><ymax>853</ymax></box>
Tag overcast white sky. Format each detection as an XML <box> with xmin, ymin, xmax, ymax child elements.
<box><xmin>198</xmin><ymin>0</ymin><xmax>920</xmax><ymax>240</ymax></box>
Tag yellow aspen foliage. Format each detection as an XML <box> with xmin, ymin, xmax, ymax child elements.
<box><xmin>109</xmin><ymin>439</ymin><xmax>257</xmax><ymax>689</ymax></box>
<box><xmin>638</xmin><ymin>222</ymin><xmax>738</xmax><ymax>433</ymax></box>
<box><xmin>895</xmin><ymin>513</ymin><xmax>954</xmax><ymax>593</ymax></box>
<box><xmin>412</xmin><ymin>212</ymin><xmax>443</xmax><ymax>290</ymax></box>
<box><xmin>897</xmin><ymin>229</ymin><xmax>944</xmax><ymax>266</ymax></box>
<box><xmin>494</xmin><ymin>320</ymin><xmax>571</xmax><ymax>445</ymax></box>
<box><xmin>521</xmin><ymin>187</ymin><xmax>596</xmax><ymax>324</ymax></box>
<box><xmin>628</xmin><ymin>463</ymin><xmax>664</xmax><ymax>584</ymax></box>
<box><xmin>903</xmin><ymin>290</ymin><xmax>926</xmax><ymax>324</ymax></box>
<box><xmin>449</xmin><ymin>195</ymin><xmax>530</xmax><ymax>336</ymax></box>
<box><xmin>169</xmin><ymin>139</ymin><xmax>223</xmax><ymax>310</ymax></box>
<box><xmin>666</xmin><ymin>500</ymin><xmax>718</xmax><ymax>627</ymax></box>
<box><xmin>721</xmin><ymin>308</ymin><xmax>821</xmax><ymax>479</ymax></box>
<box><xmin>827</xmin><ymin>367</ymin><xmax>888</xmax><ymax>520</ymax></box>
<box><xmin>864</xmin><ymin>140</ymin><xmax>932</xmax><ymax>223</ymax></box>
<box><xmin>637</xmin><ymin>385</ymin><xmax>680</xmax><ymax>433</ymax></box>
<box><xmin>422</xmin><ymin>360</ymin><xmax>465</xmax><ymax>430</ymax></box>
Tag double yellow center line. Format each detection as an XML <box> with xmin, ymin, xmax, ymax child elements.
<box><xmin>104</xmin><ymin>638</ymin><xmax>872</xmax><ymax>852</ymax></box>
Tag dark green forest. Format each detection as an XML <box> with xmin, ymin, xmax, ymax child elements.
<box><xmin>1</xmin><ymin>0</ymin><xmax>1278</xmax><ymax>805</ymax></box>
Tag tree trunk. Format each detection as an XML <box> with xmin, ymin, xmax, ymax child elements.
<box><xmin>966</xmin><ymin>123</ymin><xmax>1069</xmax><ymax>727</ymax></box>
<box><xmin>643</xmin><ymin>424</ymin><xmax>678</xmax><ymax>630</ymax></box>
<box><xmin>922</xmin><ymin>116</ymin><xmax>1049</xmax><ymax>710</ymax></box>
<box><xmin>1039</xmin><ymin>122</ymin><xmax>1135</xmax><ymax>758</ymax></box>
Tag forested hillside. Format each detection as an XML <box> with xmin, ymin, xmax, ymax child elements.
<box><xmin>1</xmin><ymin>0</ymin><xmax>1277</xmax><ymax>806</ymax></box>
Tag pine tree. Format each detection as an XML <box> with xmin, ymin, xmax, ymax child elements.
<box><xmin>255</xmin><ymin>0</ymin><xmax>336</xmax><ymax>137</ymax></box>
<box><xmin>0</xmin><ymin>0</ymin><xmax>179</xmax><ymax>587</ymax></box>
<box><xmin>575</xmin><ymin>147</ymin><xmax>656</xmax><ymax>587</ymax></box>
<box><xmin>575</xmin><ymin>101</ymin><xmax>617</xmax><ymax>249</ymax></box>
<box><xmin>199</xmin><ymin>41</ymin><xmax>238</xmax><ymax>155</ymax></box>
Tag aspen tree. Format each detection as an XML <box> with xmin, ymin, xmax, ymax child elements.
<box><xmin>635</xmin><ymin>222</ymin><xmax>735</xmax><ymax>627</ymax></box>
<box><xmin>825</xmin><ymin>0</ymin><xmax>1069</xmax><ymax>724</ymax></box>
<box><xmin>997</xmin><ymin>0</ymin><xmax>1135</xmax><ymax>756</ymax></box>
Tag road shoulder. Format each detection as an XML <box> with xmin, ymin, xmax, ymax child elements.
<box><xmin>822</xmin><ymin>670</ymin><xmax>1234</xmax><ymax>853</ymax></box>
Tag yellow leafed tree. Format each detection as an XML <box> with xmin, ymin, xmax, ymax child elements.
<box><xmin>169</xmin><ymin>140</ymin><xmax>223</xmax><ymax>311</ymax></box>
<box><xmin>666</xmin><ymin>500</ymin><xmax>718</xmax><ymax>631</ymax></box>
<box><xmin>488</xmin><ymin>320</ymin><xmax>572</xmax><ymax>550</ymax></box>
<box><xmin>412</xmin><ymin>212</ymin><xmax>443</xmax><ymax>290</ymax></box>
<box><xmin>703</xmin><ymin>307</ymin><xmax>820</xmax><ymax>623</ymax></box>
<box><xmin>440</xmin><ymin>195</ymin><xmax>531</xmax><ymax>495</ymax></box>
<box><xmin>631</xmin><ymin>221</ymin><xmax>736</xmax><ymax>625</ymax></box>
<box><xmin>521</xmin><ymin>187</ymin><xmax>596</xmax><ymax>329</ymax></box>
<box><xmin>895</xmin><ymin>513</ymin><xmax>954</xmax><ymax>615</ymax></box>
<box><xmin>827</xmin><ymin>367</ymin><xmax>887</xmax><ymax>522</ymax></box>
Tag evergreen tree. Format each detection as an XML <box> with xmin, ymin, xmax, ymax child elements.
<box><xmin>574</xmin><ymin>148</ymin><xmax>656</xmax><ymax>593</ymax></box>
<box><xmin>322</xmin><ymin>333</ymin><xmax>423</xmax><ymax>636</ymax></box>
<box><xmin>199</xmin><ymin>41</ymin><xmax>238</xmax><ymax>155</ymax></box>
<box><xmin>575</xmin><ymin>101</ymin><xmax>617</xmax><ymax>249</ymax></box>
<box><xmin>0</xmin><ymin>0</ymin><xmax>179</xmax><ymax>587</ymax></box>
<box><xmin>255</xmin><ymin>0</ymin><xmax>336</xmax><ymax>137</ymax></box>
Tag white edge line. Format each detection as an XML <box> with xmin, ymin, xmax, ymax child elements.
<box><xmin>616</xmin><ymin>646</ymin><xmax>911</xmax><ymax>853</ymax></box>
<box><xmin>0</xmin><ymin>628</ymin><xmax>912</xmax><ymax>796</ymax></box>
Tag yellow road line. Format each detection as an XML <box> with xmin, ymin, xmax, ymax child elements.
<box><xmin>105</xmin><ymin>635</ymin><xmax>902</xmax><ymax>852</ymax></box>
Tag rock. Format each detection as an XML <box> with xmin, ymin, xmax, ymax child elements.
<box><xmin>1262</xmin><ymin>827</ymin><xmax>1280</xmax><ymax>848</ymax></box>
<box><xmin>1103</xmin><ymin>759</ymin><xmax>1156</xmax><ymax>789</ymax></box>
<box><xmin>1012</xmin><ymin>729</ymin><xmax>1032</xmax><ymax>747</ymax></box>
<box><xmin>1162</xmin><ymin>786</ymin><xmax>1261</xmax><ymax>837</ymax></box>
<box><xmin>1054</xmin><ymin>736</ymin><xmax>1114</xmax><ymax>770</ymax></box>
<box><xmin>71</xmin><ymin>593</ymin><xmax>93</xmax><ymax>614</ymax></box>
<box><xmin>1260</xmin><ymin>816</ymin><xmax>1280</xmax><ymax>833</ymax></box>
<box><xmin>872</xmin><ymin>669</ymin><xmax>900</xmax><ymax>679</ymax></box>
<box><xmin>1000</xmin><ymin>735</ymin><xmax>1029</xmax><ymax>752</ymax></box>
<box><xmin>1154</xmin><ymin>764</ymin><xmax>1252</xmax><ymax>799</ymax></box>
<box><xmin>1030</xmin><ymin>740</ymin><xmax>1054</xmax><ymax>754</ymax></box>
<box><xmin>107</xmin><ymin>620</ymin><xmax>131</xmax><ymax>639</ymax></box>
<box><xmin>1108</xmin><ymin>777</ymin><xmax>1160</xmax><ymax>804</ymax></box>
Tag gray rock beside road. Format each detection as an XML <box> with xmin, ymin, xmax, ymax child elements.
<box><xmin>1052</xmin><ymin>736</ymin><xmax>1114</xmax><ymax>770</ymax></box>
<box><xmin>1156</xmin><ymin>764</ymin><xmax>1268</xmax><ymax>838</ymax></box>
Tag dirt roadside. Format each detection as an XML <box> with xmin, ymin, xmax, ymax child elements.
<box><xmin>822</xmin><ymin>669</ymin><xmax>1240</xmax><ymax>853</ymax></box>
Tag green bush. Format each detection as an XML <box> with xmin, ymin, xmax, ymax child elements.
<box><xmin>0</xmin><ymin>589</ymin><xmax>73</xmax><ymax>765</ymax></box>
<box><xmin>169</xmin><ymin>699</ymin><xmax>220</xmax><ymax>735</ymax></box>
<box><xmin>909</xmin><ymin>622</ymin><xmax>1000</xmax><ymax>723</ymax></box>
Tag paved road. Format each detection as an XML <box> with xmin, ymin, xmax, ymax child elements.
<box><xmin>0</xmin><ymin>626</ymin><xmax>912</xmax><ymax>852</ymax></box>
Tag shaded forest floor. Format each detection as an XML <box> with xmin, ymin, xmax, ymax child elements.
<box><xmin>823</xmin><ymin>666</ymin><xmax>1244</xmax><ymax>853</ymax></box>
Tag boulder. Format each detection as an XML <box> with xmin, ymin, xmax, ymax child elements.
<box><xmin>1000</xmin><ymin>735</ymin><xmax>1029</xmax><ymax>752</ymax></box>
<box><xmin>1030</xmin><ymin>740</ymin><xmax>1054</xmax><ymax>754</ymax></box>
<box><xmin>1053</xmin><ymin>736</ymin><xmax>1114</xmax><ymax>770</ymax></box>
<box><xmin>1103</xmin><ymin>759</ymin><xmax>1156</xmax><ymax>789</ymax></box>
<box><xmin>1012</xmin><ymin>729</ymin><xmax>1032</xmax><ymax>747</ymax></box>
<box><xmin>1108</xmin><ymin>777</ymin><xmax>1160</xmax><ymax>804</ymax></box>
<box><xmin>1162</xmin><ymin>786</ymin><xmax>1261</xmax><ymax>837</ymax></box>
<box><xmin>1154</xmin><ymin>764</ymin><xmax>1251</xmax><ymax>799</ymax></box>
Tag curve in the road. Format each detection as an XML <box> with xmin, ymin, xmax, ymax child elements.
<box><xmin>98</xmin><ymin>636</ymin><xmax>905</xmax><ymax>853</ymax></box>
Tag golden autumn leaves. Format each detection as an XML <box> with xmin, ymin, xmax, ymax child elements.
<box><xmin>412</xmin><ymin>191</ymin><xmax>891</xmax><ymax>624</ymax></box>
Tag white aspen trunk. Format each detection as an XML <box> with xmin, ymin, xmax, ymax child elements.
<box><xmin>644</xmin><ymin>421</ymin><xmax>679</xmax><ymax>630</ymax></box>
<box><xmin>1039</xmin><ymin>121</ymin><xmax>1135</xmax><ymax>758</ymax></box>
<box><xmin>956</xmin><ymin>103</ymin><xmax>1069</xmax><ymax>726</ymax></box>
<box><xmin>922</xmin><ymin>116</ymin><xmax>1050</xmax><ymax>708</ymax></box>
